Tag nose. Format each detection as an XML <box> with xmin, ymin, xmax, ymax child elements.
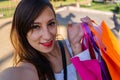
<box><xmin>42</xmin><ymin>28</ymin><xmax>51</xmax><ymax>41</ymax></box>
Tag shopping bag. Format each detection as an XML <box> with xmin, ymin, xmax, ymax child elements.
<box><xmin>100</xmin><ymin>21</ymin><xmax>120</xmax><ymax>80</ymax></box>
<box><xmin>71</xmin><ymin>22</ymin><xmax>103</xmax><ymax>80</ymax></box>
<box><xmin>81</xmin><ymin>22</ymin><xmax>111</xmax><ymax>80</ymax></box>
<box><xmin>71</xmin><ymin>57</ymin><xmax>102</xmax><ymax>80</ymax></box>
<box><xmin>88</xmin><ymin>20</ymin><xmax>120</xmax><ymax>80</ymax></box>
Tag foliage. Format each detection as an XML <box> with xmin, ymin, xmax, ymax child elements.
<box><xmin>51</xmin><ymin>0</ymin><xmax>85</xmax><ymax>8</ymax></box>
<box><xmin>0</xmin><ymin>0</ymin><xmax>119</xmax><ymax>18</ymax></box>
<box><xmin>0</xmin><ymin>0</ymin><xmax>19</xmax><ymax>18</ymax></box>
<box><xmin>80</xmin><ymin>2</ymin><xmax>116</xmax><ymax>12</ymax></box>
<box><xmin>0</xmin><ymin>7</ymin><xmax>15</xmax><ymax>18</ymax></box>
<box><xmin>0</xmin><ymin>0</ymin><xmax>18</xmax><ymax>7</ymax></box>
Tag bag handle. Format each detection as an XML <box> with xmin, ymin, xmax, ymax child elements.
<box><xmin>88</xmin><ymin>20</ymin><xmax>107</xmax><ymax>54</ymax></box>
<box><xmin>81</xmin><ymin>22</ymin><xmax>96</xmax><ymax>59</ymax></box>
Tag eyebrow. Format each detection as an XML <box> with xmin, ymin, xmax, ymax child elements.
<box><xmin>33</xmin><ymin>18</ymin><xmax>56</xmax><ymax>25</ymax></box>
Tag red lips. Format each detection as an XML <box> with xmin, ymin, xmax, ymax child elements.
<box><xmin>41</xmin><ymin>40</ymin><xmax>53</xmax><ymax>47</ymax></box>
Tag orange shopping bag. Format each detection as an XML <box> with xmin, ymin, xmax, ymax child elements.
<box><xmin>90</xmin><ymin>20</ymin><xmax>120</xmax><ymax>80</ymax></box>
<box><xmin>100</xmin><ymin>21</ymin><xmax>120</xmax><ymax>80</ymax></box>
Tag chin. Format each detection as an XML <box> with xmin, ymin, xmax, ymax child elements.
<box><xmin>42</xmin><ymin>47</ymin><xmax>54</xmax><ymax>53</ymax></box>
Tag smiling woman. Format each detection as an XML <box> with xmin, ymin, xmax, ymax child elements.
<box><xmin>27</xmin><ymin>7</ymin><xmax>57</xmax><ymax>53</ymax></box>
<box><xmin>0</xmin><ymin>0</ymin><xmax>109</xmax><ymax>80</ymax></box>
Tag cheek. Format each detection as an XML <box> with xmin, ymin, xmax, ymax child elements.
<box><xmin>27</xmin><ymin>31</ymin><xmax>40</xmax><ymax>42</ymax></box>
<box><xmin>50</xmin><ymin>27</ymin><xmax>57</xmax><ymax>37</ymax></box>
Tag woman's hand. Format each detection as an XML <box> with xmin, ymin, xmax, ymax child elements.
<box><xmin>67</xmin><ymin>21</ymin><xmax>83</xmax><ymax>55</ymax></box>
<box><xmin>67</xmin><ymin>16</ymin><xmax>93</xmax><ymax>55</ymax></box>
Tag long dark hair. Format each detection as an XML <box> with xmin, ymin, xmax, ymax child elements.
<box><xmin>10</xmin><ymin>0</ymin><xmax>56</xmax><ymax>80</ymax></box>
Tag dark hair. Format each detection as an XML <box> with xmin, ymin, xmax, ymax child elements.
<box><xmin>10</xmin><ymin>0</ymin><xmax>56</xmax><ymax>80</ymax></box>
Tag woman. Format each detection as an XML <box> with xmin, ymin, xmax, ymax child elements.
<box><xmin>0</xmin><ymin>0</ymin><xmax>94</xmax><ymax>80</ymax></box>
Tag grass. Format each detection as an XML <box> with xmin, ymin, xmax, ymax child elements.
<box><xmin>0</xmin><ymin>1</ymin><xmax>19</xmax><ymax>8</ymax></box>
<box><xmin>0</xmin><ymin>0</ymin><xmax>19</xmax><ymax>18</ymax></box>
<box><xmin>80</xmin><ymin>2</ymin><xmax>117</xmax><ymax>13</ymax></box>
<box><xmin>0</xmin><ymin>7</ymin><xmax>15</xmax><ymax>18</ymax></box>
<box><xmin>52</xmin><ymin>1</ymin><xmax>117</xmax><ymax>13</ymax></box>
<box><xmin>51</xmin><ymin>0</ymin><xmax>85</xmax><ymax>8</ymax></box>
<box><xmin>0</xmin><ymin>0</ymin><xmax>119</xmax><ymax>18</ymax></box>
<box><xmin>51</xmin><ymin>0</ymin><xmax>76</xmax><ymax>8</ymax></box>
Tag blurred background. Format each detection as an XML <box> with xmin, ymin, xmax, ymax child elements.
<box><xmin>0</xmin><ymin>0</ymin><xmax>120</xmax><ymax>71</ymax></box>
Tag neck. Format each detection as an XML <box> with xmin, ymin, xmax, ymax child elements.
<box><xmin>45</xmin><ymin>41</ymin><xmax>63</xmax><ymax>73</ymax></box>
<box><xmin>45</xmin><ymin>41</ymin><xmax>61</xmax><ymax>61</ymax></box>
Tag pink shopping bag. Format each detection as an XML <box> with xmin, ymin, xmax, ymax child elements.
<box><xmin>71</xmin><ymin>22</ymin><xmax>103</xmax><ymax>80</ymax></box>
<box><xmin>71</xmin><ymin>57</ymin><xmax>102</xmax><ymax>80</ymax></box>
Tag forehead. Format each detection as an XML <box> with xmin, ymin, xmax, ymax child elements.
<box><xmin>34</xmin><ymin>7</ymin><xmax>55</xmax><ymax>23</ymax></box>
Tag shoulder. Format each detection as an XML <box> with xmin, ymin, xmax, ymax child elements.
<box><xmin>0</xmin><ymin>62</ymin><xmax>39</xmax><ymax>80</ymax></box>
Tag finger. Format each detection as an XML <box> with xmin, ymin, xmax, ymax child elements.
<box><xmin>79</xmin><ymin>24</ymin><xmax>84</xmax><ymax>38</ymax></box>
<box><xmin>67</xmin><ymin>21</ymin><xmax>72</xmax><ymax>27</ymax></box>
<box><xmin>67</xmin><ymin>21</ymin><xmax>73</xmax><ymax>33</ymax></box>
<box><xmin>67</xmin><ymin>21</ymin><xmax>72</xmax><ymax>36</ymax></box>
<box><xmin>80</xmin><ymin>16</ymin><xmax>94</xmax><ymax>27</ymax></box>
<box><xmin>86</xmin><ymin>16</ymin><xmax>91</xmax><ymax>20</ymax></box>
<box><xmin>80</xmin><ymin>16</ymin><xmax>91</xmax><ymax>23</ymax></box>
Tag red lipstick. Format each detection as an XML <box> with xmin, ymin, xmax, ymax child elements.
<box><xmin>41</xmin><ymin>40</ymin><xmax>53</xmax><ymax>47</ymax></box>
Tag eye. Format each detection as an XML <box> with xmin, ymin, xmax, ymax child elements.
<box><xmin>48</xmin><ymin>21</ymin><xmax>57</xmax><ymax>27</ymax></box>
<box><xmin>31</xmin><ymin>25</ymin><xmax>40</xmax><ymax>30</ymax></box>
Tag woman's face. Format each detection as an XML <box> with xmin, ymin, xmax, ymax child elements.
<box><xmin>27</xmin><ymin>7</ymin><xmax>57</xmax><ymax>53</ymax></box>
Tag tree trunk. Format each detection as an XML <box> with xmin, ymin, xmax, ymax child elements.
<box><xmin>76</xmin><ymin>0</ymin><xmax>80</xmax><ymax>8</ymax></box>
